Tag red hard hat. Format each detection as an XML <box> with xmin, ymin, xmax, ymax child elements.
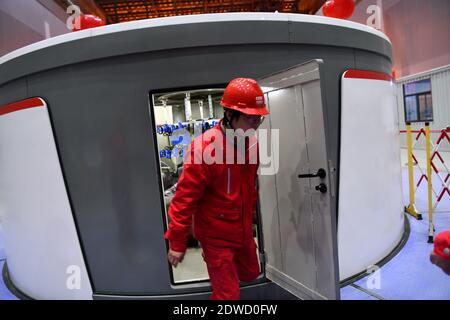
<box><xmin>221</xmin><ymin>78</ymin><xmax>269</xmax><ymax>116</ymax></box>
<box><xmin>434</xmin><ymin>231</ymin><xmax>450</xmax><ymax>259</ymax></box>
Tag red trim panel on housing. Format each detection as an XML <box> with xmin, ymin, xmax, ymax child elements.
<box><xmin>343</xmin><ymin>70</ymin><xmax>392</xmax><ymax>82</ymax></box>
<box><xmin>0</xmin><ymin>97</ymin><xmax>45</xmax><ymax>116</ymax></box>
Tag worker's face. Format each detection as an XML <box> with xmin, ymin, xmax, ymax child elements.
<box><xmin>228</xmin><ymin>111</ymin><xmax>265</xmax><ymax>132</ymax></box>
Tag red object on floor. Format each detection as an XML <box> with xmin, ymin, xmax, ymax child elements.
<box><xmin>434</xmin><ymin>231</ymin><xmax>450</xmax><ymax>259</ymax></box>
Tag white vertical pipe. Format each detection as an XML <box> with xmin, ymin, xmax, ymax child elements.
<box><xmin>208</xmin><ymin>94</ymin><xmax>214</xmax><ymax>118</ymax></box>
<box><xmin>198</xmin><ymin>100</ymin><xmax>204</xmax><ymax>119</ymax></box>
<box><xmin>184</xmin><ymin>92</ymin><xmax>192</xmax><ymax>121</ymax></box>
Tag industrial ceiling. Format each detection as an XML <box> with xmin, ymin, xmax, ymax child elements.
<box><xmin>60</xmin><ymin>0</ymin><xmax>327</xmax><ymax>24</ymax></box>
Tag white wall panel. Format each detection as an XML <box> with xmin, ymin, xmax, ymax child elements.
<box><xmin>339</xmin><ymin>71</ymin><xmax>404</xmax><ymax>280</ymax></box>
<box><xmin>0</xmin><ymin>98</ymin><xmax>92</xmax><ymax>299</ymax></box>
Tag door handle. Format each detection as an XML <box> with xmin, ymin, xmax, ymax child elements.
<box><xmin>298</xmin><ymin>168</ymin><xmax>326</xmax><ymax>179</ymax></box>
<box><xmin>315</xmin><ymin>183</ymin><xmax>328</xmax><ymax>194</ymax></box>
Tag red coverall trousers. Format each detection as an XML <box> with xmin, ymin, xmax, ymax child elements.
<box><xmin>201</xmin><ymin>238</ymin><xmax>260</xmax><ymax>300</ymax></box>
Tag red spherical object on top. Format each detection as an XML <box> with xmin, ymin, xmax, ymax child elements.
<box><xmin>221</xmin><ymin>78</ymin><xmax>269</xmax><ymax>116</ymax></box>
<box><xmin>322</xmin><ymin>0</ymin><xmax>355</xmax><ymax>20</ymax></box>
<box><xmin>72</xmin><ymin>14</ymin><xmax>105</xmax><ymax>32</ymax></box>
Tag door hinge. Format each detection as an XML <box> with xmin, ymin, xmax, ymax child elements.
<box><xmin>328</xmin><ymin>160</ymin><xmax>336</xmax><ymax>198</ymax></box>
<box><xmin>259</xmin><ymin>251</ymin><xmax>267</xmax><ymax>266</ymax></box>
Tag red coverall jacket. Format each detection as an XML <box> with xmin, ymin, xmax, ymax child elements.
<box><xmin>165</xmin><ymin>121</ymin><xmax>259</xmax><ymax>252</ymax></box>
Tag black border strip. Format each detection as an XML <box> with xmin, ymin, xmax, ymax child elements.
<box><xmin>339</xmin><ymin>214</ymin><xmax>411</xmax><ymax>288</ymax></box>
<box><xmin>2</xmin><ymin>261</ymin><xmax>33</xmax><ymax>300</ymax></box>
<box><xmin>350</xmin><ymin>283</ymin><xmax>385</xmax><ymax>300</ymax></box>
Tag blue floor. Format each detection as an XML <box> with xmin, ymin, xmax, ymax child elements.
<box><xmin>341</xmin><ymin>168</ymin><xmax>450</xmax><ymax>300</ymax></box>
<box><xmin>0</xmin><ymin>168</ymin><xmax>449</xmax><ymax>300</ymax></box>
<box><xmin>0</xmin><ymin>225</ymin><xmax>18</xmax><ymax>300</ymax></box>
<box><xmin>340</xmin><ymin>284</ymin><xmax>379</xmax><ymax>300</ymax></box>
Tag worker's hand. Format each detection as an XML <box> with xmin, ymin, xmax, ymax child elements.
<box><xmin>168</xmin><ymin>249</ymin><xmax>185</xmax><ymax>268</ymax></box>
<box><xmin>430</xmin><ymin>251</ymin><xmax>450</xmax><ymax>276</ymax></box>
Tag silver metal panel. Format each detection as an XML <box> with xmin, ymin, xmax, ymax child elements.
<box><xmin>265</xmin><ymin>265</ymin><xmax>326</xmax><ymax>300</ymax></box>
<box><xmin>302</xmin><ymin>80</ymin><xmax>338</xmax><ymax>299</ymax></box>
<box><xmin>268</xmin><ymin>86</ymin><xmax>316</xmax><ymax>291</ymax></box>
<box><xmin>258</xmin><ymin>60</ymin><xmax>339</xmax><ymax>300</ymax></box>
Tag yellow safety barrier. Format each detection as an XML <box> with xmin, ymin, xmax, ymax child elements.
<box><xmin>403</xmin><ymin>123</ymin><xmax>439</xmax><ymax>242</ymax></box>
<box><xmin>405</xmin><ymin>123</ymin><xmax>422</xmax><ymax>220</ymax></box>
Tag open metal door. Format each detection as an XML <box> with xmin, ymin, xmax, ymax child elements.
<box><xmin>257</xmin><ymin>60</ymin><xmax>340</xmax><ymax>300</ymax></box>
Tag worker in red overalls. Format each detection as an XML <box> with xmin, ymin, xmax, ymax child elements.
<box><xmin>165</xmin><ymin>78</ymin><xmax>269</xmax><ymax>300</ymax></box>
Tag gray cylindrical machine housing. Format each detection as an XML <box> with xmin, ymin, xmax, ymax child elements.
<box><xmin>0</xmin><ymin>13</ymin><xmax>392</xmax><ymax>299</ymax></box>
